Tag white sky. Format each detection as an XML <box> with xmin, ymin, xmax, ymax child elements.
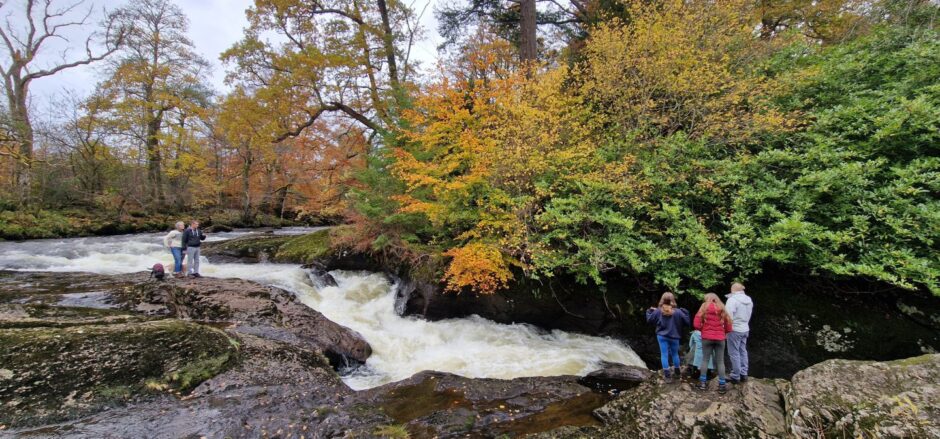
<box><xmin>18</xmin><ymin>0</ymin><xmax>442</xmax><ymax>112</ymax></box>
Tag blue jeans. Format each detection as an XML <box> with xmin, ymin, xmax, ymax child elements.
<box><xmin>727</xmin><ymin>331</ymin><xmax>749</xmax><ymax>379</ymax></box>
<box><xmin>657</xmin><ymin>335</ymin><xmax>681</xmax><ymax>371</ymax></box>
<box><xmin>170</xmin><ymin>247</ymin><xmax>184</xmax><ymax>273</ymax></box>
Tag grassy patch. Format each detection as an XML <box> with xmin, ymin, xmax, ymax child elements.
<box><xmin>374</xmin><ymin>424</ymin><xmax>411</xmax><ymax>439</ymax></box>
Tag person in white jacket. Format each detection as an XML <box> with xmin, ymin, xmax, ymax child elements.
<box><xmin>725</xmin><ymin>282</ymin><xmax>753</xmax><ymax>383</ymax></box>
<box><xmin>163</xmin><ymin>221</ymin><xmax>186</xmax><ymax>277</ymax></box>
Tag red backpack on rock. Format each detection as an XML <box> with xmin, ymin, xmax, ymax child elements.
<box><xmin>150</xmin><ymin>263</ymin><xmax>165</xmax><ymax>280</ymax></box>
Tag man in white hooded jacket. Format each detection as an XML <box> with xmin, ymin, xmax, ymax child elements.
<box><xmin>726</xmin><ymin>282</ymin><xmax>753</xmax><ymax>383</ymax></box>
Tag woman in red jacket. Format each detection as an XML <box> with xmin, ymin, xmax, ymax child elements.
<box><xmin>693</xmin><ymin>293</ymin><xmax>733</xmax><ymax>394</ymax></box>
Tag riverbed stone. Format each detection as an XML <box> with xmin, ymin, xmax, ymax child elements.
<box><xmin>579</xmin><ymin>361</ymin><xmax>652</xmax><ymax>392</ymax></box>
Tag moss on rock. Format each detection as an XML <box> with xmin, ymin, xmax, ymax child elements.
<box><xmin>202</xmin><ymin>229</ymin><xmax>336</xmax><ymax>264</ymax></box>
<box><xmin>274</xmin><ymin>229</ymin><xmax>333</xmax><ymax>263</ymax></box>
<box><xmin>0</xmin><ymin>318</ymin><xmax>238</xmax><ymax>428</ymax></box>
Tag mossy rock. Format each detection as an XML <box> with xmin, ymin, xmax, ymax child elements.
<box><xmin>203</xmin><ymin>229</ymin><xmax>337</xmax><ymax>265</ymax></box>
<box><xmin>0</xmin><ymin>319</ymin><xmax>238</xmax><ymax>428</ymax></box>
<box><xmin>273</xmin><ymin>229</ymin><xmax>333</xmax><ymax>264</ymax></box>
<box><xmin>201</xmin><ymin>234</ymin><xmax>293</xmax><ymax>262</ymax></box>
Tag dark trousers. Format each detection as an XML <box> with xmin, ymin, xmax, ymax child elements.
<box><xmin>700</xmin><ymin>339</ymin><xmax>726</xmax><ymax>384</ymax></box>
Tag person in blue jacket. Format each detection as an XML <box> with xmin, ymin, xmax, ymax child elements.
<box><xmin>646</xmin><ymin>292</ymin><xmax>691</xmax><ymax>383</ymax></box>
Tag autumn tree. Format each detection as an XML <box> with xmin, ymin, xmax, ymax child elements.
<box><xmin>98</xmin><ymin>0</ymin><xmax>211</xmax><ymax>209</ymax></box>
<box><xmin>44</xmin><ymin>92</ymin><xmax>116</xmax><ymax>201</ymax></box>
<box><xmin>437</xmin><ymin>0</ymin><xmax>594</xmax><ymax>62</ymax></box>
<box><xmin>0</xmin><ymin>0</ymin><xmax>123</xmax><ymax>204</ymax></box>
<box><xmin>222</xmin><ymin>0</ymin><xmax>423</xmax><ymax>144</ymax></box>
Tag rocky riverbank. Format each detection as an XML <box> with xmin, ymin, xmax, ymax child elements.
<box><xmin>536</xmin><ymin>353</ymin><xmax>940</xmax><ymax>439</ymax></box>
<box><xmin>203</xmin><ymin>231</ymin><xmax>940</xmax><ymax>380</ymax></box>
<box><xmin>0</xmin><ymin>270</ymin><xmax>625</xmax><ymax>437</ymax></box>
<box><xmin>2</xmin><ymin>269</ymin><xmax>938</xmax><ymax>438</ymax></box>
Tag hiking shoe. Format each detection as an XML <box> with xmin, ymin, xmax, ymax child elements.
<box><xmin>673</xmin><ymin>368</ymin><xmax>681</xmax><ymax>381</ymax></box>
<box><xmin>696</xmin><ymin>381</ymin><xmax>707</xmax><ymax>391</ymax></box>
<box><xmin>191</xmin><ymin>273</ymin><xmax>202</xmax><ymax>278</ymax></box>
<box><xmin>664</xmin><ymin>375</ymin><xmax>673</xmax><ymax>384</ymax></box>
<box><xmin>740</xmin><ymin>376</ymin><xmax>748</xmax><ymax>382</ymax></box>
<box><xmin>718</xmin><ymin>383</ymin><xmax>728</xmax><ymax>394</ymax></box>
<box><xmin>729</xmin><ymin>378</ymin><xmax>741</xmax><ymax>384</ymax></box>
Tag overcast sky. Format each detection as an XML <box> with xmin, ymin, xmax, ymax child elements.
<box><xmin>18</xmin><ymin>0</ymin><xmax>442</xmax><ymax>112</ymax></box>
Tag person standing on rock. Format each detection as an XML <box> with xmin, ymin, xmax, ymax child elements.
<box><xmin>182</xmin><ymin>220</ymin><xmax>207</xmax><ymax>278</ymax></box>
<box><xmin>726</xmin><ymin>282</ymin><xmax>753</xmax><ymax>384</ymax></box>
<box><xmin>647</xmin><ymin>292</ymin><xmax>691</xmax><ymax>384</ymax></box>
<box><xmin>694</xmin><ymin>293</ymin><xmax>733</xmax><ymax>394</ymax></box>
<box><xmin>162</xmin><ymin>221</ymin><xmax>187</xmax><ymax>278</ymax></box>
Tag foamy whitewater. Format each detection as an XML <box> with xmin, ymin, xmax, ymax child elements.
<box><xmin>0</xmin><ymin>230</ymin><xmax>645</xmax><ymax>389</ymax></box>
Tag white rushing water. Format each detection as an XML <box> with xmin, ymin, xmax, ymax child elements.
<box><xmin>0</xmin><ymin>230</ymin><xmax>645</xmax><ymax>390</ymax></box>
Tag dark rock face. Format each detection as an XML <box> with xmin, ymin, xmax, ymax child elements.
<box><xmin>396</xmin><ymin>270</ymin><xmax>940</xmax><ymax>379</ymax></box>
<box><xmin>784</xmin><ymin>354</ymin><xmax>940</xmax><ymax>438</ymax></box>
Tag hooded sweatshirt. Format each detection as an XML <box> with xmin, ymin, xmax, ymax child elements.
<box><xmin>693</xmin><ymin>303</ymin><xmax>732</xmax><ymax>341</ymax></box>
<box><xmin>725</xmin><ymin>292</ymin><xmax>753</xmax><ymax>332</ymax></box>
<box><xmin>646</xmin><ymin>306</ymin><xmax>691</xmax><ymax>339</ymax></box>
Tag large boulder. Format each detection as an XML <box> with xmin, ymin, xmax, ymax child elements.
<box><xmin>120</xmin><ymin>274</ymin><xmax>372</xmax><ymax>365</ymax></box>
<box><xmin>592</xmin><ymin>378</ymin><xmax>788</xmax><ymax>439</ymax></box>
<box><xmin>0</xmin><ymin>314</ymin><xmax>237</xmax><ymax>428</ymax></box>
<box><xmin>784</xmin><ymin>354</ymin><xmax>940</xmax><ymax>438</ymax></box>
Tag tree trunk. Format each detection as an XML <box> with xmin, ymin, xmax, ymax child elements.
<box><xmin>274</xmin><ymin>184</ymin><xmax>290</xmax><ymax>219</ymax></box>
<box><xmin>376</xmin><ymin>0</ymin><xmax>399</xmax><ymax>91</ymax></box>
<box><xmin>145</xmin><ymin>114</ymin><xmax>165</xmax><ymax>209</ymax></box>
<box><xmin>259</xmin><ymin>161</ymin><xmax>277</xmax><ymax>214</ymax></box>
<box><xmin>10</xmin><ymin>83</ymin><xmax>33</xmax><ymax>204</ymax></box>
<box><xmin>519</xmin><ymin>0</ymin><xmax>538</xmax><ymax>62</ymax></box>
<box><xmin>241</xmin><ymin>148</ymin><xmax>253</xmax><ymax>224</ymax></box>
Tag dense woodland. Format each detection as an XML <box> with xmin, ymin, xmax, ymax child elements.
<box><xmin>0</xmin><ymin>0</ymin><xmax>937</xmax><ymax>295</ymax></box>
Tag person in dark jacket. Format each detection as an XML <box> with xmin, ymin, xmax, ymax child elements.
<box><xmin>646</xmin><ymin>292</ymin><xmax>691</xmax><ymax>383</ymax></box>
<box><xmin>182</xmin><ymin>220</ymin><xmax>207</xmax><ymax>277</ymax></box>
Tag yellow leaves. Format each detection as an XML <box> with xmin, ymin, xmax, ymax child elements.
<box><xmin>581</xmin><ymin>0</ymin><xmax>793</xmax><ymax>144</ymax></box>
<box><xmin>443</xmin><ymin>242</ymin><xmax>513</xmax><ymax>294</ymax></box>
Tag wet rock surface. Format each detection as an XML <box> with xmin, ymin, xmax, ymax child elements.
<box><xmin>356</xmin><ymin>371</ymin><xmax>611</xmax><ymax>438</ymax></box>
<box><xmin>578</xmin><ymin>361</ymin><xmax>652</xmax><ymax>393</ymax></box>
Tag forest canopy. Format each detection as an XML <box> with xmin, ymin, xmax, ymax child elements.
<box><xmin>1</xmin><ymin>0</ymin><xmax>937</xmax><ymax>295</ymax></box>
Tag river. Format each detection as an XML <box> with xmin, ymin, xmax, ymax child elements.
<box><xmin>0</xmin><ymin>230</ymin><xmax>645</xmax><ymax>390</ymax></box>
